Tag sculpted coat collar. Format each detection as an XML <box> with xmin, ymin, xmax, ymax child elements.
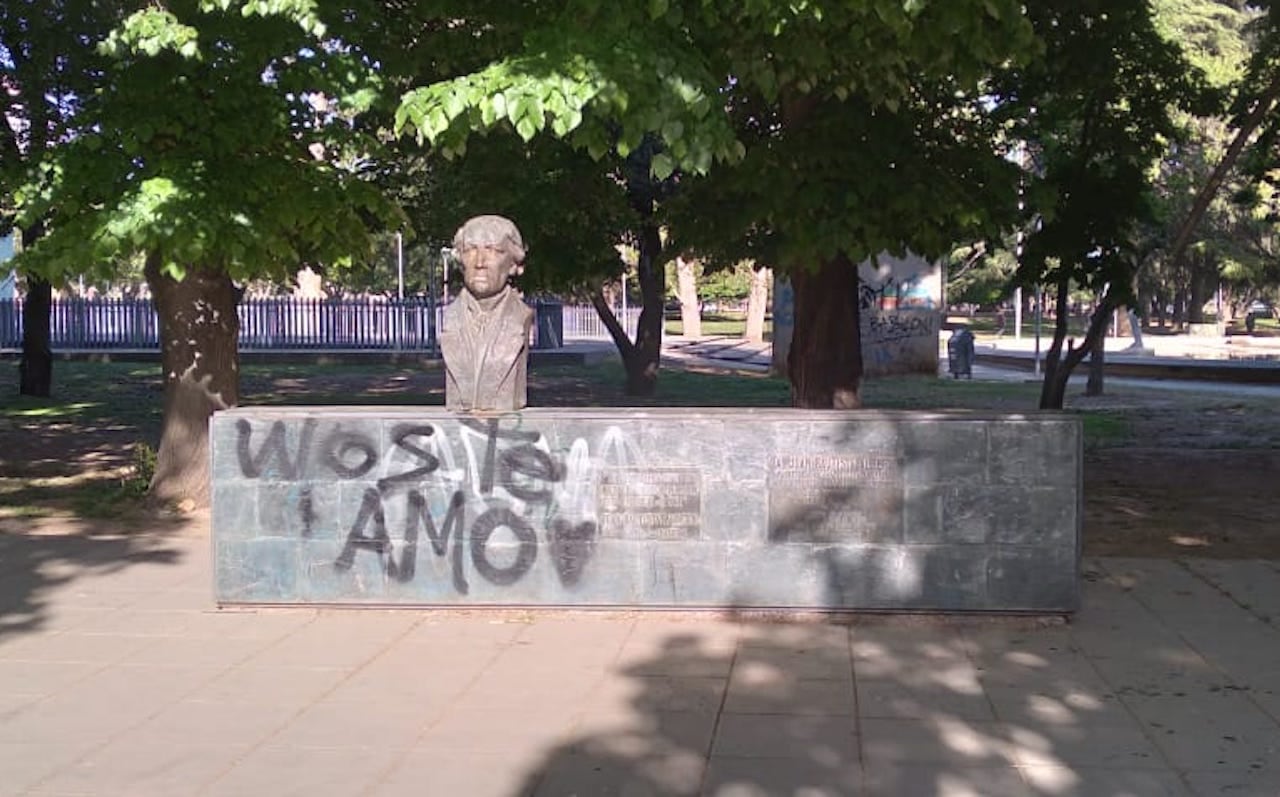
<box><xmin>440</xmin><ymin>286</ymin><xmax>531</xmax><ymax>411</ymax></box>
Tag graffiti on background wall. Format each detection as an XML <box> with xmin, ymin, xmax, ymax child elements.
<box><xmin>862</xmin><ymin>310</ymin><xmax>940</xmax><ymax>372</ymax></box>
<box><xmin>858</xmin><ymin>253</ymin><xmax>941</xmax><ymax>311</ymax></box>
<box><xmin>233</xmin><ymin>417</ymin><xmax>649</xmax><ymax>593</ymax></box>
<box><xmin>772</xmin><ymin>252</ymin><xmax>942</xmax><ymax>375</ymax></box>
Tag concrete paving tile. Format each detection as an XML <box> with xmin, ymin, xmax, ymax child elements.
<box><xmin>959</xmin><ymin>626</ymin><xmax>1080</xmax><ymax>658</ymax></box>
<box><xmin>1182</xmin><ymin>768</ymin><xmax>1280</xmax><ymax>796</ymax></box>
<box><xmin>0</xmin><ymin>690</ymin><xmax>41</xmax><ymax>720</ymax></box>
<box><xmin>36</xmin><ymin>588</ymin><xmax>151</xmax><ymax>611</ymax></box>
<box><xmin>1004</xmin><ymin>721</ymin><xmax>1167</xmax><ymax>770</ymax></box>
<box><xmin>851</xmin><ymin>625</ymin><xmax>969</xmax><ymax>668</ymax></box>
<box><xmin>481</xmin><ymin>651</ymin><xmax>618</xmax><ymax>682</ymax></box>
<box><xmin>856</xmin><ymin>677</ymin><xmax>996</xmax><ymax>721</ymax></box>
<box><xmin>1098</xmin><ymin>561</ymin><xmax>1244</xmax><ymax>621</ymax></box>
<box><xmin>184</xmin><ymin>665</ymin><xmax>350</xmax><ymax>707</ymax></box>
<box><xmin>369</xmin><ymin>749</ymin><xmax>545</xmax><ymax>797</ymax></box>
<box><xmin>321</xmin><ymin>654</ymin><xmax>482</xmax><ymax>707</ymax></box>
<box><xmin>452</xmin><ymin>673</ymin><xmax>603</xmax><ymax>714</ymax></box>
<box><xmin>1018</xmin><ymin>765</ymin><xmax>1191</xmax><ymax>796</ymax></box>
<box><xmin>243</xmin><ymin>629</ymin><xmax>392</xmax><ymax>669</ymax></box>
<box><xmin>417</xmin><ymin>708</ymin><xmax>580</xmax><ymax>753</ymax></box>
<box><xmin>532</xmin><ymin>748</ymin><xmax>705</xmax><ymax>796</ymax></box>
<box><xmin>0</xmin><ymin>696</ymin><xmax>153</xmax><ymax>744</ymax></box>
<box><xmin>0</xmin><ymin>608</ymin><xmax>115</xmax><ymax>639</ymax></box>
<box><xmin>572</xmin><ymin>710</ymin><xmax>720</xmax><ymax>758</ymax></box>
<box><xmin>588</xmin><ymin>675</ymin><xmax>728</xmax><ymax>717</ymax></box>
<box><xmin>733</xmin><ymin>645</ymin><xmax>854</xmax><ymax>681</ymax></box>
<box><xmin>0</xmin><ymin>659</ymin><xmax>101</xmax><ymax>696</ymax></box>
<box><xmin>1181</xmin><ymin>559</ymin><xmax>1280</xmax><ymax>624</ymax></box>
<box><xmin>0</xmin><ymin>630</ymin><xmax>153</xmax><ymax>663</ymax></box>
<box><xmin>969</xmin><ymin>647</ymin><xmax>1111</xmax><ymax>693</ymax></box>
<box><xmin>70</xmin><ymin>608</ymin><xmax>197</xmax><ymax>637</ymax></box>
<box><xmin>0</xmin><ymin>742</ymin><xmax>96</xmax><ymax>797</ymax></box>
<box><xmin>723</xmin><ymin>670</ymin><xmax>856</xmax><ymax>716</ymax></box>
<box><xmin>702</xmin><ymin>755</ymin><xmax>862</xmax><ymax>797</ymax></box>
<box><xmin>270</xmin><ymin>698</ymin><xmax>433</xmax><ymax>750</ymax></box>
<box><xmin>183</xmin><ymin>608</ymin><xmax>318</xmax><ymax>638</ymax></box>
<box><xmin>618</xmin><ymin>622</ymin><xmax>740</xmax><ymax>677</ymax></box>
<box><xmin>737</xmin><ymin>621</ymin><xmax>852</xmax><ymax>650</ymax></box>
<box><xmin>862</xmin><ymin>762</ymin><xmax>1029</xmax><ymax>797</ymax></box>
<box><xmin>515</xmin><ymin>614</ymin><xmax>636</xmax><ymax>647</ymax></box>
<box><xmin>711</xmin><ymin>713</ymin><xmax>858</xmax><ymax>762</ymax></box>
<box><xmin>1122</xmin><ymin>692</ymin><xmax>1280</xmax><ymax>772</ymax></box>
<box><xmin>855</xmin><ymin>639</ymin><xmax>972</xmax><ymax>680</ymax></box>
<box><xmin>54</xmin><ymin>662</ymin><xmax>222</xmax><ymax>708</ymax></box>
<box><xmin>27</xmin><ymin>740</ymin><xmax>250</xmax><ymax>797</ymax></box>
<box><xmin>860</xmin><ymin>718</ymin><xmax>1018</xmax><ymax>767</ymax></box>
<box><xmin>127</xmin><ymin>697</ymin><xmax>302</xmax><ymax>747</ymax></box>
<box><xmin>307</xmin><ymin>609</ymin><xmax>424</xmax><ymax>638</ymax></box>
<box><xmin>201</xmin><ymin>743</ymin><xmax>403</xmax><ymax>797</ymax></box>
<box><xmin>119</xmin><ymin>634</ymin><xmax>275</xmax><ymax>668</ymax></box>
<box><xmin>396</xmin><ymin>616</ymin><xmax>528</xmax><ymax>648</ymax></box>
<box><xmin>985</xmin><ymin>686</ymin><xmax>1132</xmax><ymax>727</ymax></box>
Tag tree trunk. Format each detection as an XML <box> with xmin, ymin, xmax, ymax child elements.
<box><xmin>788</xmin><ymin>253</ymin><xmax>863</xmax><ymax>409</ymax></box>
<box><xmin>1039</xmin><ymin>276</ymin><xmax>1115</xmax><ymax>409</ymax></box>
<box><xmin>675</xmin><ymin>256</ymin><xmax>701</xmax><ymax>338</ymax></box>
<box><xmin>144</xmin><ymin>256</ymin><xmax>240</xmax><ymax>508</ymax></box>
<box><xmin>1085</xmin><ymin>333</ymin><xmax>1104</xmax><ymax>397</ymax></box>
<box><xmin>18</xmin><ymin>276</ymin><xmax>53</xmax><ymax>397</ymax></box>
<box><xmin>1187</xmin><ymin>253</ymin><xmax>1214</xmax><ymax>324</ymax></box>
<box><xmin>745</xmin><ymin>266</ymin><xmax>770</xmax><ymax>343</ymax></box>
<box><xmin>626</xmin><ymin>223</ymin><xmax>665</xmax><ymax>396</ymax></box>
<box><xmin>591</xmin><ymin>224</ymin><xmax>665</xmax><ymax>397</ymax></box>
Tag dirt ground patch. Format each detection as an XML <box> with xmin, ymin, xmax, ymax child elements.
<box><xmin>3</xmin><ymin>362</ymin><xmax>1278</xmax><ymax>559</ymax></box>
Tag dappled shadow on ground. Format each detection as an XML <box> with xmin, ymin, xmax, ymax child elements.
<box><xmin>508</xmin><ymin>616</ymin><xmax>1158</xmax><ymax>796</ymax></box>
<box><xmin>0</xmin><ymin>518</ymin><xmax>189</xmax><ymax>642</ymax></box>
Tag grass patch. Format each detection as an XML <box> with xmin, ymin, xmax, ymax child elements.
<box><xmin>664</xmin><ymin>315</ymin><xmax>772</xmax><ymax>338</ymax></box>
<box><xmin>1081</xmin><ymin>412</ymin><xmax>1133</xmax><ymax>448</ymax></box>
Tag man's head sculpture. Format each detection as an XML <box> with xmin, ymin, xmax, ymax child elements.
<box><xmin>453</xmin><ymin>215</ymin><xmax>526</xmax><ymax>301</ymax></box>
<box><xmin>439</xmin><ymin>214</ymin><xmax>534</xmax><ymax>412</ymax></box>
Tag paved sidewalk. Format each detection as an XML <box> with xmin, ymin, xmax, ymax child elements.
<box><xmin>3</xmin><ymin>523</ymin><xmax>1280</xmax><ymax>796</ymax></box>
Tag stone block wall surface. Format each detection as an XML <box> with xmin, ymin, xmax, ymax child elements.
<box><xmin>211</xmin><ymin>407</ymin><xmax>1081</xmax><ymax>612</ymax></box>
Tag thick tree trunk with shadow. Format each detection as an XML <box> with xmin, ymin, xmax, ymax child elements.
<box><xmin>19</xmin><ymin>276</ymin><xmax>52</xmax><ymax>398</ymax></box>
<box><xmin>145</xmin><ymin>257</ymin><xmax>240</xmax><ymax>508</ymax></box>
<box><xmin>788</xmin><ymin>253</ymin><xmax>863</xmax><ymax>409</ymax></box>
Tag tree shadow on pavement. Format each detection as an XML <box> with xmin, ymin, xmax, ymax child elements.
<box><xmin>508</xmin><ymin>616</ymin><xmax>1142</xmax><ymax>797</ymax></box>
<box><xmin>0</xmin><ymin>518</ymin><xmax>189</xmax><ymax>641</ymax></box>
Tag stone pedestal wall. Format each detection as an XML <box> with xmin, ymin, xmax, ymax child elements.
<box><xmin>211</xmin><ymin>408</ymin><xmax>1081</xmax><ymax>612</ymax></box>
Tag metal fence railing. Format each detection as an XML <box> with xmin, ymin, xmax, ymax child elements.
<box><xmin>0</xmin><ymin>297</ymin><xmax>639</xmax><ymax>352</ymax></box>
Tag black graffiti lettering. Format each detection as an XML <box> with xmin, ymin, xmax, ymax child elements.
<box><xmin>299</xmin><ymin>486</ymin><xmax>315</xmax><ymax>538</ymax></box>
<box><xmin>459</xmin><ymin>417</ymin><xmax>541</xmax><ymax>496</ymax></box>
<box><xmin>236</xmin><ymin>418</ymin><xmax>316</xmax><ymax>479</ymax></box>
<box><xmin>335</xmin><ymin>488</ymin><xmax>392</xmax><ymax>571</ymax></box>
<box><xmin>405</xmin><ymin>490</ymin><xmax>468</xmax><ymax>593</ymax></box>
<box><xmin>500</xmin><ymin>445</ymin><xmax>564</xmax><ymax>504</ymax></box>
<box><xmin>868</xmin><ymin>313</ymin><xmax>934</xmax><ymax>343</ymax></box>
<box><xmin>548</xmin><ymin>517</ymin><xmax>598</xmax><ymax>587</ymax></box>
<box><xmin>378</xmin><ymin>424</ymin><xmax>441</xmax><ymax>491</ymax></box>
<box><xmin>322</xmin><ymin>429</ymin><xmax>379</xmax><ymax>479</ymax></box>
<box><xmin>469</xmin><ymin>507</ymin><xmax>538</xmax><ymax>586</ymax></box>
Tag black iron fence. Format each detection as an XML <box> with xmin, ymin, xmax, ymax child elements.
<box><xmin>0</xmin><ymin>296</ymin><xmax>637</xmax><ymax>352</ymax></box>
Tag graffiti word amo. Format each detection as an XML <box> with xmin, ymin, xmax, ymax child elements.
<box><xmin>233</xmin><ymin>418</ymin><xmax>597</xmax><ymax>592</ymax></box>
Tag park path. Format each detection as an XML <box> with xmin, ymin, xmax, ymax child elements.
<box><xmin>2</xmin><ymin>522</ymin><xmax>1280</xmax><ymax>796</ymax></box>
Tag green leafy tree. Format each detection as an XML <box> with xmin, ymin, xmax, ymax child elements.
<box><xmin>1164</xmin><ymin>0</ymin><xmax>1280</xmax><ymax>280</ymax></box>
<box><xmin>994</xmin><ymin>0</ymin><xmax>1207</xmax><ymax>409</ymax></box>
<box><xmin>394</xmin><ymin>1</ymin><xmax>1040</xmax><ymax>407</ymax></box>
<box><xmin>8</xmin><ymin>1</ymin><xmax>395</xmax><ymax>505</ymax></box>
<box><xmin>1</xmin><ymin>0</ymin><xmax>121</xmax><ymax>396</ymax></box>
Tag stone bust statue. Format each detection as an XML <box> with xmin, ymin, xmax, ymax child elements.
<box><xmin>439</xmin><ymin>215</ymin><xmax>534</xmax><ymax>412</ymax></box>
